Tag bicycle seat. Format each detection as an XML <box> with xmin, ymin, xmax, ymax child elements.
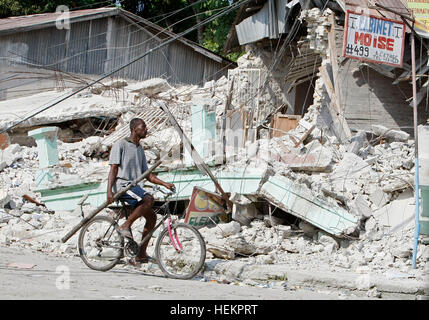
<box><xmin>108</xmin><ymin>200</ymin><xmax>133</xmax><ymax>219</ymax></box>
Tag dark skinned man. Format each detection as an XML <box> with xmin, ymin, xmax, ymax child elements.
<box><xmin>107</xmin><ymin>118</ymin><xmax>175</xmax><ymax>264</ymax></box>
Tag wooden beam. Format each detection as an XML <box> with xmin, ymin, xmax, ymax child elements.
<box><xmin>222</xmin><ymin>78</ymin><xmax>234</xmax><ymax>164</ymax></box>
<box><xmin>294</xmin><ymin>125</ymin><xmax>316</xmax><ymax>147</ymax></box>
<box><xmin>327</xmin><ymin>14</ymin><xmax>351</xmax><ymax>140</ymax></box>
<box><xmin>319</xmin><ymin>65</ymin><xmax>350</xmax><ymax>143</ymax></box>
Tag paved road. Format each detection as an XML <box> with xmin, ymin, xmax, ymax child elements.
<box><xmin>0</xmin><ymin>246</ymin><xmax>414</xmax><ymax>300</ymax></box>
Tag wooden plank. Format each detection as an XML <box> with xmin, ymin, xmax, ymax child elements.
<box><xmin>327</xmin><ymin>13</ymin><xmax>352</xmax><ymax>140</ymax></box>
<box><xmin>270</xmin><ymin>114</ymin><xmax>302</xmax><ymax>138</ymax></box>
<box><xmin>293</xmin><ymin>125</ymin><xmax>316</xmax><ymax>147</ymax></box>
<box><xmin>319</xmin><ymin>65</ymin><xmax>350</xmax><ymax>143</ymax></box>
<box><xmin>287</xmin><ymin>74</ymin><xmax>315</xmax><ymax>92</ymax></box>
<box><xmin>319</xmin><ymin>65</ymin><xmax>340</xmax><ymax>113</ymax></box>
<box><xmin>222</xmin><ymin>78</ymin><xmax>234</xmax><ymax>164</ymax></box>
<box><xmin>409</xmin><ymin>84</ymin><xmax>428</xmax><ymax>108</ymax></box>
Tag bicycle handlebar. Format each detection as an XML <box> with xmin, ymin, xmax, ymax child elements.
<box><xmin>152</xmin><ymin>185</ymin><xmax>176</xmax><ymax>201</ymax></box>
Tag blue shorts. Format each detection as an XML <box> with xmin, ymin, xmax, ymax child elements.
<box><xmin>118</xmin><ymin>185</ymin><xmax>149</xmax><ymax>208</ymax></box>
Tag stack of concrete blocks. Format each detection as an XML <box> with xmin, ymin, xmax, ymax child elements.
<box><xmin>29</xmin><ymin>126</ymin><xmax>106</xmax><ymax>211</ymax></box>
<box><xmin>27</xmin><ymin>127</ymin><xmax>59</xmax><ymax>188</ymax></box>
<box><xmin>185</xmin><ymin>103</ymin><xmax>216</xmax><ymax>167</ymax></box>
<box><xmin>301</xmin><ymin>8</ymin><xmax>331</xmax><ymax>60</ymax></box>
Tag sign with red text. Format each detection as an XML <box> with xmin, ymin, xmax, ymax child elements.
<box><xmin>342</xmin><ymin>11</ymin><xmax>405</xmax><ymax>67</ymax></box>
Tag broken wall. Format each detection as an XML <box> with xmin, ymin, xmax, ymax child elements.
<box><xmin>339</xmin><ymin>60</ymin><xmax>429</xmax><ymax>135</ymax></box>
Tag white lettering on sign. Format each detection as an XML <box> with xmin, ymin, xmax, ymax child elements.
<box><xmin>342</xmin><ymin>11</ymin><xmax>405</xmax><ymax>67</ymax></box>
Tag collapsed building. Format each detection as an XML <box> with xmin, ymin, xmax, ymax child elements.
<box><xmin>0</xmin><ymin>1</ymin><xmax>428</xmax><ymax>294</ymax></box>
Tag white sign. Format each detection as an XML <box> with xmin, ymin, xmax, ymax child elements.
<box><xmin>342</xmin><ymin>11</ymin><xmax>406</xmax><ymax>67</ymax></box>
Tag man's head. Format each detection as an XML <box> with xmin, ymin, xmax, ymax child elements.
<box><xmin>130</xmin><ymin>118</ymin><xmax>147</xmax><ymax>139</ymax></box>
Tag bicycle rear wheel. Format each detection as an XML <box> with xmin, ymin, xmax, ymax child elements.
<box><xmin>155</xmin><ymin>222</ymin><xmax>206</xmax><ymax>279</ymax></box>
<box><xmin>78</xmin><ymin>215</ymin><xmax>124</xmax><ymax>272</ymax></box>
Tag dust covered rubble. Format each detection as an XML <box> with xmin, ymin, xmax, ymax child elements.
<box><xmin>0</xmin><ymin>75</ymin><xmax>427</xmax><ymax>286</ymax></box>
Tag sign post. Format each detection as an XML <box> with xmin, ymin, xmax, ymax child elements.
<box><xmin>342</xmin><ymin>11</ymin><xmax>406</xmax><ymax>67</ymax></box>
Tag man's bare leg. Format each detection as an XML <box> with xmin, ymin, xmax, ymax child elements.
<box><xmin>137</xmin><ymin>208</ymin><xmax>156</xmax><ymax>259</ymax></box>
<box><xmin>120</xmin><ymin>194</ymin><xmax>154</xmax><ymax>231</ymax></box>
<box><xmin>120</xmin><ymin>194</ymin><xmax>156</xmax><ymax>259</ymax></box>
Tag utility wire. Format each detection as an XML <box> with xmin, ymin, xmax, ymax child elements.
<box><xmin>0</xmin><ymin>0</ymin><xmax>251</xmax><ymax>134</ymax></box>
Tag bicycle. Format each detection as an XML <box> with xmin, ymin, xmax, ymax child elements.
<box><xmin>77</xmin><ymin>186</ymin><xmax>207</xmax><ymax>280</ymax></box>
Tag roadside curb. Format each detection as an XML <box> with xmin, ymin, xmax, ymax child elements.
<box><xmin>205</xmin><ymin>260</ymin><xmax>429</xmax><ymax>295</ymax></box>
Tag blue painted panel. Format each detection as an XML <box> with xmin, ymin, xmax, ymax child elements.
<box><xmin>260</xmin><ymin>175</ymin><xmax>358</xmax><ymax>236</ymax></box>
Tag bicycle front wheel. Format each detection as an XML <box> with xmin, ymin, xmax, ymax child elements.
<box><xmin>155</xmin><ymin>222</ymin><xmax>206</xmax><ymax>280</ymax></box>
<box><xmin>78</xmin><ymin>215</ymin><xmax>124</xmax><ymax>272</ymax></box>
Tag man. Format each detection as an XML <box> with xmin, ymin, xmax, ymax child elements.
<box><xmin>107</xmin><ymin>118</ymin><xmax>175</xmax><ymax>264</ymax></box>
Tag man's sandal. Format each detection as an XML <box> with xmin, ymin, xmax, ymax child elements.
<box><xmin>127</xmin><ymin>256</ymin><xmax>157</xmax><ymax>268</ymax></box>
<box><xmin>137</xmin><ymin>256</ymin><xmax>157</xmax><ymax>264</ymax></box>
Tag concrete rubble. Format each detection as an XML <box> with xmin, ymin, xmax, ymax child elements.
<box><xmin>0</xmin><ymin>8</ymin><xmax>427</xmax><ymax>297</ymax></box>
<box><xmin>0</xmin><ymin>71</ymin><xmax>426</xmax><ymax>294</ymax></box>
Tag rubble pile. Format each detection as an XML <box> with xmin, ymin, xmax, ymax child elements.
<box><xmin>0</xmin><ymin>7</ymin><xmax>428</xmax><ymax>288</ymax></box>
<box><xmin>199</xmin><ymin>219</ymin><xmax>428</xmax><ymax>277</ymax></box>
<box><xmin>0</xmin><ymin>72</ymin><xmax>427</xmax><ymax>281</ymax></box>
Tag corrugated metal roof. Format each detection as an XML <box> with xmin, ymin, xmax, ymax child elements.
<box><xmin>0</xmin><ymin>7</ymin><xmax>119</xmax><ymax>34</ymax></box>
<box><xmin>235</xmin><ymin>0</ymin><xmax>286</xmax><ymax>45</ymax></box>
<box><xmin>0</xmin><ymin>7</ymin><xmax>235</xmax><ymax>66</ymax></box>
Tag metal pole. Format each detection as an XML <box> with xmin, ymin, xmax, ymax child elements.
<box><xmin>411</xmin><ymin>32</ymin><xmax>421</xmax><ymax>269</ymax></box>
<box><xmin>0</xmin><ymin>0</ymin><xmax>250</xmax><ymax>135</ymax></box>
<box><xmin>157</xmin><ymin>101</ymin><xmax>233</xmax><ymax>212</ymax></box>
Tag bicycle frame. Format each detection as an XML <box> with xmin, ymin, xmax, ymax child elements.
<box><xmin>113</xmin><ymin>198</ymin><xmax>183</xmax><ymax>255</ymax></box>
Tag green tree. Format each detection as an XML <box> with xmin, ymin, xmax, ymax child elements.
<box><xmin>119</xmin><ymin>0</ymin><xmax>241</xmax><ymax>60</ymax></box>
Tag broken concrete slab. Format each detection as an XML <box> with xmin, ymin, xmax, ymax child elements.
<box><xmin>372</xmin><ymin>190</ymin><xmax>415</xmax><ymax>235</ymax></box>
<box><xmin>371</xmin><ymin>125</ymin><xmax>410</xmax><ymax>142</ymax></box>
<box><xmin>0</xmin><ymin>143</ymin><xmax>23</xmax><ymax>171</ymax></box>
<box><xmin>217</xmin><ymin>221</ymin><xmax>241</xmax><ymax>237</ymax></box>
<box><xmin>230</xmin><ymin>193</ymin><xmax>258</xmax><ymax>226</ymax></box>
<box><xmin>347</xmin><ymin>131</ymin><xmax>367</xmax><ymax>155</ymax></box>
<box><xmin>348</xmin><ymin>195</ymin><xmax>373</xmax><ymax>220</ymax></box>
<box><xmin>207</xmin><ymin>246</ymin><xmax>235</xmax><ymax>260</ymax></box>
<box><xmin>0</xmin><ymin>90</ymin><xmax>134</xmax><ymax>131</ymax></box>
<box><xmin>367</xmin><ymin>185</ymin><xmax>390</xmax><ymax>209</ymax></box>
<box><xmin>259</xmin><ymin>175</ymin><xmax>359</xmax><ymax>237</ymax></box>
<box><xmin>276</xmin><ymin>140</ymin><xmax>333</xmax><ymax>172</ymax></box>
<box><xmin>225</xmin><ymin>236</ymin><xmax>258</xmax><ymax>256</ymax></box>
<box><xmin>330</xmin><ymin>152</ymin><xmax>371</xmax><ymax>180</ymax></box>
<box><xmin>381</xmin><ymin>174</ymin><xmax>414</xmax><ymax>193</ymax></box>
<box><xmin>127</xmin><ymin>78</ymin><xmax>171</xmax><ymax>96</ymax></box>
<box><xmin>154</xmin><ymin>166</ymin><xmax>266</xmax><ymax>200</ymax></box>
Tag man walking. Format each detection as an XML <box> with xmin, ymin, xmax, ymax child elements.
<box><xmin>107</xmin><ymin>118</ymin><xmax>175</xmax><ymax>264</ymax></box>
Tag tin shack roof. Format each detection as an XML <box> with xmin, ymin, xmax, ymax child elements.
<box><xmin>0</xmin><ymin>7</ymin><xmax>119</xmax><ymax>35</ymax></box>
<box><xmin>0</xmin><ymin>7</ymin><xmax>235</xmax><ymax>66</ymax></box>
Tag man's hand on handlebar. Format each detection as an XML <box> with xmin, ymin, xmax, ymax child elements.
<box><xmin>163</xmin><ymin>183</ymin><xmax>176</xmax><ymax>193</ymax></box>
